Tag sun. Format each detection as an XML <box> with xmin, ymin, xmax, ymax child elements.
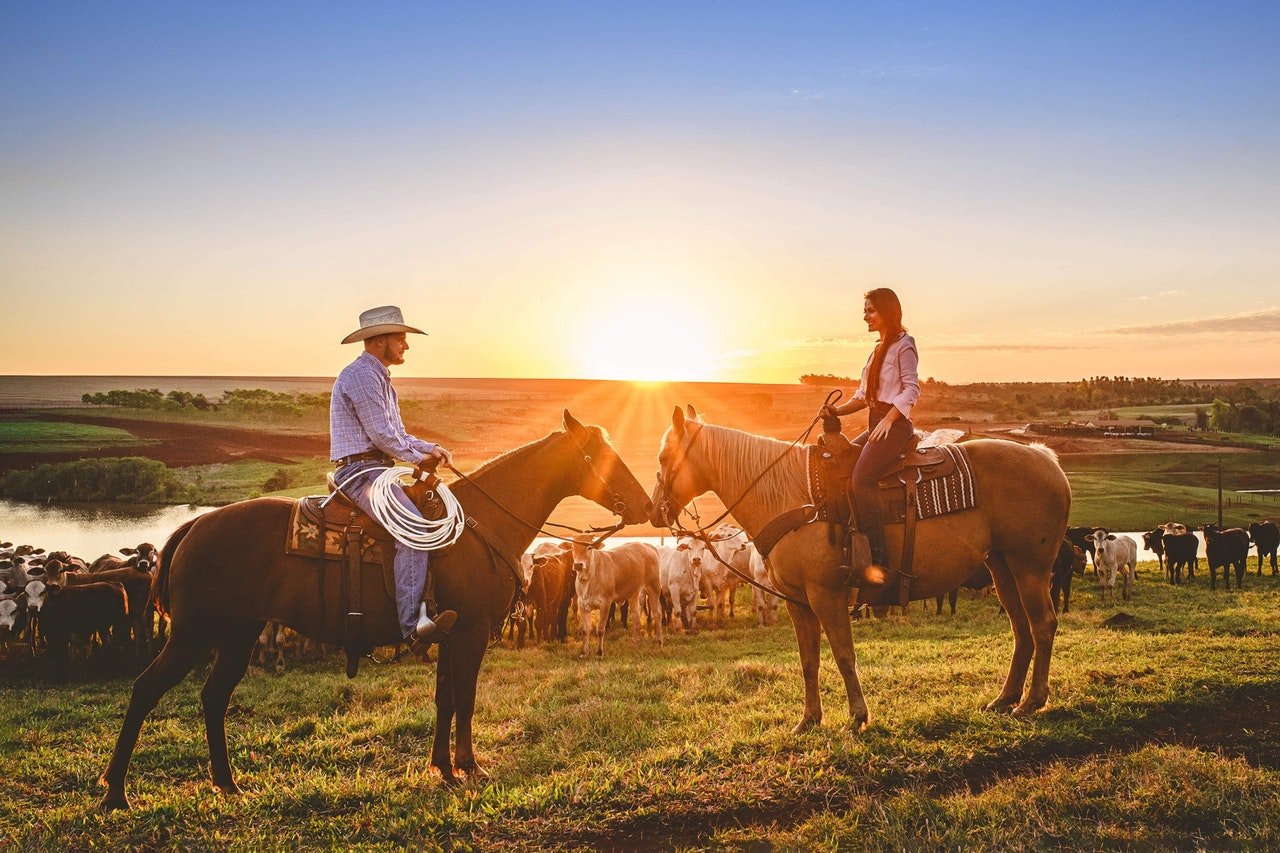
<box><xmin>576</xmin><ymin>294</ymin><xmax>722</xmax><ymax>382</ymax></box>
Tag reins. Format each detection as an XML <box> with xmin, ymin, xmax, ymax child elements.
<box><xmin>443</xmin><ymin>463</ymin><xmax>625</xmax><ymax>549</ymax></box>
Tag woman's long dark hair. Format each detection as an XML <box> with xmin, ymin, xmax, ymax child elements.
<box><xmin>864</xmin><ymin>287</ymin><xmax>905</xmax><ymax>404</ymax></box>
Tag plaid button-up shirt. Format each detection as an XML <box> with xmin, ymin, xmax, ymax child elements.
<box><xmin>330</xmin><ymin>351</ymin><xmax>437</xmax><ymax>464</ymax></box>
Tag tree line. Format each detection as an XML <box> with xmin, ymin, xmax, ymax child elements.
<box><xmin>81</xmin><ymin>388</ymin><xmax>331</xmax><ymax>417</ymax></box>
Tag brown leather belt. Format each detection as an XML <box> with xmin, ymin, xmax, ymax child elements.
<box><xmin>334</xmin><ymin>449</ymin><xmax>391</xmax><ymax>467</ymax></box>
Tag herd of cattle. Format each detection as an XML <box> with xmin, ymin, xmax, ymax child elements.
<box><xmin>0</xmin><ymin>541</ymin><xmax>162</xmax><ymax>677</ymax></box>
<box><xmin>1066</xmin><ymin>520</ymin><xmax>1280</xmax><ymax>607</ymax></box>
<box><xmin>515</xmin><ymin>523</ymin><xmax>775</xmax><ymax>658</ymax></box>
<box><xmin>3</xmin><ymin>517</ymin><xmax>1278</xmax><ymax>675</ymax></box>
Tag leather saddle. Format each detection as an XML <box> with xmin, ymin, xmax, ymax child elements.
<box><xmin>285</xmin><ymin>475</ymin><xmax>395</xmax><ymax>567</ymax></box>
<box><xmin>808</xmin><ymin>432</ymin><xmax>959</xmax><ymax>528</ymax></box>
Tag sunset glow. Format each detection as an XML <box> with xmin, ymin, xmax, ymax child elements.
<box><xmin>1</xmin><ymin>4</ymin><xmax>1277</xmax><ymax>383</ymax></box>
<box><xmin>575</xmin><ymin>291</ymin><xmax>724</xmax><ymax>383</ymax></box>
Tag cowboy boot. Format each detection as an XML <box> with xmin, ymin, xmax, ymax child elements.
<box><xmin>413</xmin><ymin>602</ymin><xmax>458</xmax><ymax>642</ymax></box>
<box><xmin>845</xmin><ymin>500</ymin><xmax>888</xmax><ymax>589</ymax></box>
<box><xmin>411</xmin><ymin>569</ymin><xmax>456</xmax><ymax>642</ymax></box>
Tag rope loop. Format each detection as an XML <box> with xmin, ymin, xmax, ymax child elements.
<box><xmin>334</xmin><ymin>466</ymin><xmax>467</xmax><ymax>551</ymax></box>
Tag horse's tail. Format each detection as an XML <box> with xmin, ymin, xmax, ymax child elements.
<box><xmin>156</xmin><ymin>516</ymin><xmax>200</xmax><ymax>617</ymax></box>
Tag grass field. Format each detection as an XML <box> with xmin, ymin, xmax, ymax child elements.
<box><xmin>0</xmin><ymin>420</ymin><xmax>147</xmax><ymax>454</ymax></box>
<box><xmin>4</xmin><ymin>563</ymin><xmax>1279</xmax><ymax>849</ymax></box>
<box><xmin>1064</xmin><ymin>451</ymin><xmax>1280</xmax><ymax>529</ymax></box>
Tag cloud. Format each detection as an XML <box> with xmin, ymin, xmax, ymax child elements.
<box><xmin>1108</xmin><ymin>307</ymin><xmax>1280</xmax><ymax>335</ymax></box>
<box><xmin>1137</xmin><ymin>289</ymin><xmax>1188</xmax><ymax>301</ymax></box>
<box><xmin>788</xmin><ymin>88</ymin><xmax>825</xmax><ymax>101</ymax></box>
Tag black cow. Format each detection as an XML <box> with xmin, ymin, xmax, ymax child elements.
<box><xmin>1248</xmin><ymin>520</ymin><xmax>1278</xmax><ymax>576</ymax></box>
<box><xmin>1065</xmin><ymin>526</ymin><xmax>1098</xmax><ymax>575</ymax></box>
<box><xmin>1203</xmin><ymin>523</ymin><xmax>1250</xmax><ymax>591</ymax></box>
<box><xmin>1141</xmin><ymin>528</ymin><xmax>1167</xmax><ymax>578</ymax></box>
<box><xmin>1050</xmin><ymin>539</ymin><xmax>1086</xmax><ymax>614</ymax></box>
<box><xmin>1162</xmin><ymin>530</ymin><xmax>1199</xmax><ymax>586</ymax></box>
<box><xmin>39</xmin><ymin>581</ymin><xmax>130</xmax><ymax>679</ymax></box>
<box><xmin>63</xmin><ymin>565</ymin><xmax>154</xmax><ymax>656</ymax></box>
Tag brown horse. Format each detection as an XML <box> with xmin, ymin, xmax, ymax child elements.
<box><xmin>100</xmin><ymin>411</ymin><xmax>651</xmax><ymax>811</ymax></box>
<box><xmin>650</xmin><ymin>406</ymin><xmax>1069</xmax><ymax>731</ymax></box>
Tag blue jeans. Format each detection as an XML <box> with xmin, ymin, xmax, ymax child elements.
<box><xmin>334</xmin><ymin>460</ymin><xmax>427</xmax><ymax>638</ymax></box>
<box><xmin>850</xmin><ymin>404</ymin><xmax>914</xmax><ymax>548</ymax></box>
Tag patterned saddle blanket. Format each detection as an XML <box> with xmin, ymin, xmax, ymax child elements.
<box><xmin>806</xmin><ymin>442</ymin><xmax>977</xmax><ymax>525</ymax></box>
<box><xmin>285</xmin><ymin>495</ymin><xmax>395</xmax><ymax>566</ymax></box>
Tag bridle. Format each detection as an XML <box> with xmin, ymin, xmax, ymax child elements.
<box><xmin>654</xmin><ymin>419</ymin><xmax>707</xmax><ymax>528</ymax></box>
<box><xmin>656</xmin><ymin>396</ymin><xmax>833</xmax><ymax>536</ymax></box>
<box><xmin>567</xmin><ymin>428</ymin><xmax>631</xmax><ymax>519</ymax></box>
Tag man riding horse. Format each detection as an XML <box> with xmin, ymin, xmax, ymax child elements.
<box><xmin>331</xmin><ymin>305</ymin><xmax>457</xmax><ymax>643</ymax></box>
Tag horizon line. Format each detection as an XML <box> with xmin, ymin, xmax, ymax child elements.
<box><xmin>3</xmin><ymin>374</ymin><xmax>1280</xmax><ymax>385</ymax></box>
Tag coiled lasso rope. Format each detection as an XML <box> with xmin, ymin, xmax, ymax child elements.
<box><xmin>331</xmin><ymin>466</ymin><xmax>466</xmax><ymax>551</ymax></box>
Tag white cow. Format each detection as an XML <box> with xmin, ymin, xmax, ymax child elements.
<box><xmin>707</xmin><ymin>524</ymin><xmax>752</xmax><ymax>624</ymax></box>
<box><xmin>0</xmin><ymin>593</ymin><xmax>25</xmax><ymax>658</ymax></box>
<box><xmin>747</xmin><ymin>544</ymin><xmax>778</xmax><ymax>627</ymax></box>
<box><xmin>658</xmin><ymin>538</ymin><xmax>707</xmax><ymax>631</ymax></box>
<box><xmin>1086</xmin><ymin>529</ymin><xmax>1137</xmax><ymax>603</ymax></box>
<box><xmin>571</xmin><ymin>539</ymin><xmax>663</xmax><ymax>657</ymax></box>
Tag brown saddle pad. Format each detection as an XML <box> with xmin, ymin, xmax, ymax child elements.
<box><xmin>285</xmin><ymin>496</ymin><xmax>394</xmax><ymax>566</ymax></box>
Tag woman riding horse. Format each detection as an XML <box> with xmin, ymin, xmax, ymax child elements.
<box><xmin>821</xmin><ymin>287</ymin><xmax>919</xmax><ymax>584</ymax></box>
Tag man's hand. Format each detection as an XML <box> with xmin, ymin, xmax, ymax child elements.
<box><xmin>429</xmin><ymin>446</ymin><xmax>453</xmax><ymax>467</ymax></box>
<box><xmin>867</xmin><ymin>418</ymin><xmax>894</xmax><ymax>442</ymax></box>
<box><xmin>820</xmin><ymin>404</ymin><xmax>838</xmax><ymax>419</ymax></box>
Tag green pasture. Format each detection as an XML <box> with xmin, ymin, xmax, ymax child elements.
<box><xmin>1111</xmin><ymin>404</ymin><xmax>1203</xmax><ymax>421</ymax></box>
<box><xmin>0</xmin><ymin>420</ymin><xmax>146</xmax><ymax>454</ymax></box>
<box><xmin>3</xmin><ymin>564</ymin><xmax>1279</xmax><ymax>849</ymax></box>
<box><xmin>1064</xmin><ymin>451</ymin><xmax>1280</xmax><ymax>529</ymax></box>
<box><xmin>173</xmin><ymin>458</ymin><xmax>335</xmax><ymax>504</ymax></box>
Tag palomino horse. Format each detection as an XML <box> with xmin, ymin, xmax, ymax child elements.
<box><xmin>650</xmin><ymin>406</ymin><xmax>1070</xmax><ymax>731</ymax></box>
<box><xmin>100</xmin><ymin>411</ymin><xmax>651</xmax><ymax>811</ymax></box>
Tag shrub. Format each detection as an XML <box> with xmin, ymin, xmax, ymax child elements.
<box><xmin>0</xmin><ymin>457</ymin><xmax>180</xmax><ymax>502</ymax></box>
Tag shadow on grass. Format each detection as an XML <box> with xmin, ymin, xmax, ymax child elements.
<box><xmin>499</xmin><ymin>680</ymin><xmax>1280</xmax><ymax>851</ymax></box>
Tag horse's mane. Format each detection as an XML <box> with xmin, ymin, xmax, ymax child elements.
<box><xmin>466</xmin><ymin>431</ymin><xmax>560</xmax><ymax>479</ymax></box>
<box><xmin>697</xmin><ymin>422</ymin><xmax>808</xmax><ymax>510</ymax></box>
<box><xmin>464</xmin><ymin>425</ymin><xmax>611</xmax><ymax>479</ymax></box>
<box><xmin>1028</xmin><ymin>442</ymin><xmax>1060</xmax><ymax>465</ymax></box>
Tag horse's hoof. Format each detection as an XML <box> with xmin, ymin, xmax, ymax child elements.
<box><xmin>984</xmin><ymin>698</ymin><xmax>1016</xmax><ymax>714</ymax></box>
<box><xmin>1012</xmin><ymin>700</ymin><xmax>1045</xmax><ymax>718</ymax></box>
<box><xmin>850</xmin><ymin>715</ymin><xmax>870</xmax><ymax>733</ymax></box>
<box><xmin>212</xmin><ymin>780</ymin><xmax>242</xmax><ymax>796</ymax></box>
<box><xmin>434</xmin><ymin>766</ymin><xmax>462</xmax><ymax>787</ymax></box>
<box><xmin>97</xmin><ymin>788</ymin><xmax>129</xmax><ymax>809</ymax></box>
<box><xmin>791</xmin><ymin>717</ymin><xmax>820</xmax><ymax>735</ymax></box>
<box><xmin>97</xmin><ymin>783</ymin><xmax>129</xmax><ymax>809</ymax></box>
<box><xmin>459</xmin><ymin>764</ymin><xmax>491</xmax><ymax>783</ymax></box>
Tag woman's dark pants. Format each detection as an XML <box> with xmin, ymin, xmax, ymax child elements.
<box><xmin>851</xmin><ymin>404</ymin><xmax>914</xmax><ymax>563</ymax></box>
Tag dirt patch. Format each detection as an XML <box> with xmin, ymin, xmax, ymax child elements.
<box><xmin>0</xmin><ymin>413</ymin><xmax>328</xmax><ymax>468</ymax></box>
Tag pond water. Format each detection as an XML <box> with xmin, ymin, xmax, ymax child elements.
<box><xmin>0</xmin><ymin>498</ymin><xmax>1187</xmax><ymax>564</ymax></box>
<box><xmin>0</xmin><ymin>500</ymin><xmax>216</xmax><ymax>559</ymax></box>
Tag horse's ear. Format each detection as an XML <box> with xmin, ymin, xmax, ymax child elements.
<box><xmin>562</xmin><ymin>409</ymin><xmax>586</xmax><ymax>437</ymax></box>
<box><xmin>685</xmin><ymin>404</ymin><xmax>700</xmax><ymax>422</ymax></box>
<box><xmin>672</xmin><ymin>405</ymin><xmax>686</xmax><ymax>434</ymax></box>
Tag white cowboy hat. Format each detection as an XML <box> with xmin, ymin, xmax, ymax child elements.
<box><xmin>340</xmin><ymin>305</ymin><xmax>427</xmax><ymax>345</ymax></box>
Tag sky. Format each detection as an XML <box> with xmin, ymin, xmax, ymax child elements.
<box><xmin>2</xmin><ymin>1</ymin><xmax>1278</xmax><ymax>384</ymax></box>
